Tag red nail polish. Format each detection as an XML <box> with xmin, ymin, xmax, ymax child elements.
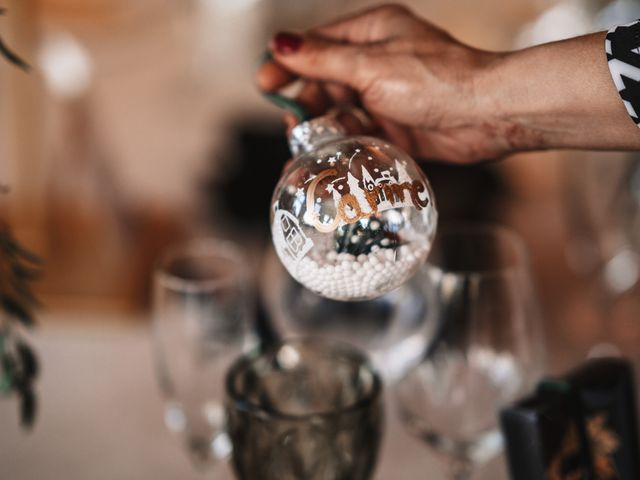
<box><xmin>273</xmin><ymin>32</ymin><xmax>303</xmax><ymax>54</ymax></box>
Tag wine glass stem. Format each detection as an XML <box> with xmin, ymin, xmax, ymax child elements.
<box><xmin>450</xmin><ymin>456</ymin><xmax>472</xmax><ymax>480</ymax></box>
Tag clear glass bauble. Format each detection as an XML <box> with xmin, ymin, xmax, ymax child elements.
<box><xmin>270</xmin><ymin>115</ymin><xmax>438</xmax><ymax>301</ymax></box>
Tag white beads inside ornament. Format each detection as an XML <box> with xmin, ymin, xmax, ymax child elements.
<box><xmin>271</xmin><ymin>117</ymin><xmax>437</xmax><ymax>301</ymax></box>
<box><xmin>290</xmin><ymin>243</ymin><xmax>431</xmax><ymax>301</ymax></box>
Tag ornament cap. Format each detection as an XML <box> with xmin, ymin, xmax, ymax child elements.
<box><xmin>288</xmin><ymin>115</ymin><xmax>346</xmax><ymax>157</ymax></box>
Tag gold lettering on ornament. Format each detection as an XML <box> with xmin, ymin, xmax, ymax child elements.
<box><xmin>307</xmin><ymin>169</ymin><xmax>341</xmax><ymax>233</ymax></box>
<box><xmin>411</xmin><ymin>180</ymin><xmax>430</xmax><ymax>209</ymax></box>
<box><xmin>338</xmin><ymin>194</ymin><xmax>362</xmax><ymax>224</ymax></box>
<box><xmin>306</xmin><ymin>168</ymin><xmax>430</xmax><ymax>233</ymax></box>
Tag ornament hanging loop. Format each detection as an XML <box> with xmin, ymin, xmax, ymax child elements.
<box><xmin>259</xmin><ymin>50</ymin><xmax>310</xmax><ymax>122</ymax></box>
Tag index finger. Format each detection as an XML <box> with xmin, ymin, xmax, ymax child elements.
<box><xmin>313</xmin><ymin>4</ymin><xmax>420</xmax><ymax>43</ymax></box>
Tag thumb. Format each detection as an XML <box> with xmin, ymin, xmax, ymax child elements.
<box><xmin>270</xmin><ymin>32</ymin><xmax>374</xmax><ymax>91</ymax></box>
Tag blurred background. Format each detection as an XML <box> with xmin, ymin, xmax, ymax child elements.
<box><xmin>2</xmin><ymin>0</ymin><xmax>640</xmax><ymax>478</ymax></box>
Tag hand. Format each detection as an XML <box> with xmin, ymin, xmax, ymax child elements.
<box><xmin>257</xmin><ymin>4</ymin><xmax>640</xmax><ymax>163</ymax></box>
<box><xmin>258</xmin><ymin>5</ymin><xmax>521</xmax><ymax>164</ymax></box>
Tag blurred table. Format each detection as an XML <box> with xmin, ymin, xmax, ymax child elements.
<box><xmin>0</xmin><ymin>313</ymin><xmax>506</xmax><ymax>480</ymax></box>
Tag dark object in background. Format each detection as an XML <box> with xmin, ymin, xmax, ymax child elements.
<box><xmin>420</xmin><ymin>161</ymin><xmax>509</xmax><ymax>224</ymax></box>
<box><xmin>202</xmin><ymin>117</ymin><xmax>290</xmax><ymax>237</ymax></box>
<box><xmin>501</xmin><ymin>393</ymin><xmax>587</xmax><ymax>480</ymax></box>
<box><xmin>500</xmin><ymin>358</ymin><xmax>640</xmax><ymax>480</ymax></box>
<box><xmin>500</xmin><ymin>388</ymin><xmax>590</xmax><ymax>480</ymax></box>
<box><xmin>566</xmin><ymin>358</ymin><xmax>640</xmax><ymax>479</ymax></box>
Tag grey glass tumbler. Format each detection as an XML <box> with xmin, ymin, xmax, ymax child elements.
<box><xmin>225</xmin><ymin>338</ymin><xmax>383</xmax><ymax>480</ymax></box>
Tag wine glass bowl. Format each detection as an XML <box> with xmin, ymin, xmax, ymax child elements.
<box><xmin>151</xmin><ymin>239</ymin><xmax>254</xmax><ymax>469</ymax></box>
<box><xmin>396</xmin><ymin>224</ymin><xmax>545</xmax><ymax>479</ymax></box>
<box><xmin>260</xmin><ymin>246</ymin><xmax>440</xmax><ymax>382</ymax></box>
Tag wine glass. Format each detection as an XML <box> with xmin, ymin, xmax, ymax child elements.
<box><xmin>396</xmin><ymin>224</ymin><xmax>546</xmax><ymax>480</ymax></box>
<box><xmin>563</xmin><ymin>151</ymin><xmax>640</xmax><ymax>358</ymax></box>
<box><xmin>151</xmin><ymin>239</ymin><xmax>255</xmax><ymax>470</ymax></box>
<box><xmin>259</xmin><ymin>247</ymin><xmax>439</xmax><ymax>383</ymax></box>
<box><xmin>562</xmin><ymin>151</ymin><xmax>640</xmax><ymax>293</ymax></box>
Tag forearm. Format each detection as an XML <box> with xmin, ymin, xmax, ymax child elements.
<box><xmin>481</xmin><ymin>32</ymin><xmax>640</xmax><ymax>152</ymax></box>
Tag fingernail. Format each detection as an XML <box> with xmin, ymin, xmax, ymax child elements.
<box><xmin>273</xmin><ymin>32</ymin><xmax>303</xmax><ymax>54</ymax></box>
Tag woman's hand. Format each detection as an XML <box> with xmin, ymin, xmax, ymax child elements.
<box><xmin>257</xmin><ymin>4</ymin><xmax>640</xmax><ymax>163</ymax></box>
<box><xmin>258</xmin><ymin>4</ymin><xmax>508</xmax><ymax>164</ymax></box>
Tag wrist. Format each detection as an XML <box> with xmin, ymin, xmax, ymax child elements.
<box><xmin>478</xmin><ymin>32</ymin><xmax>640</xmax><ymax>152</ymax></box>
<box><xmin>473</xmin><ymin>49</ymin><xmax>552</xmax><ymax>152</ymax></box>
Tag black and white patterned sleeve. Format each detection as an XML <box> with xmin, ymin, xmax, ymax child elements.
<box><xmin>606</xmin><ymin>20</ymin><xmax>640</xmax><ymax>127</ymax></box>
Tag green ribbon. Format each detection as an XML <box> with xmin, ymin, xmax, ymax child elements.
<box><xmin>258</xmin><ymin>50</ymin><xmax>310</xmax><ymax>122</ymax></box>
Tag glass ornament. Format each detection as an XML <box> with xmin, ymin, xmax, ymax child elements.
<box><xmin>271</xmin><ymin>113</ymin><xmax>438</xmax><ymax>301</ymax></box>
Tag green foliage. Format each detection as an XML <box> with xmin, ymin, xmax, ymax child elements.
<box><xmin>0</xmin><ymin>222</ymin><xmax>41</xmax><ymax>428</ymax></box>
<box><xmin>0</xmin><ymin>6</ymin><xmax>39</xmax><ymax>428</ymax></box>
<box><xmin>0</xmin><ymin>7</ymin><xmax>30</xmax><ymax>71</ymax></box>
